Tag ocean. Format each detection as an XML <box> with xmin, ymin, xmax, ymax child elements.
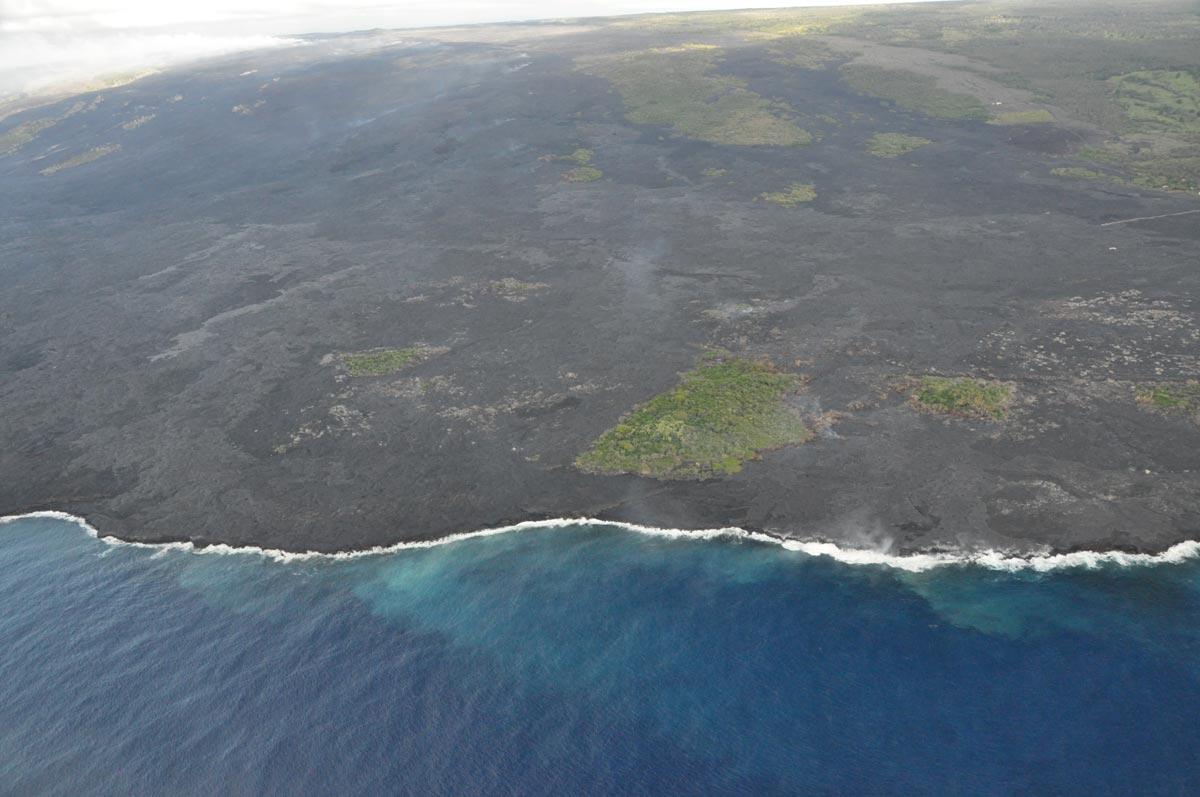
<box><xmin>1</xmin><ymin>514</ymin><xmax>1198</xmax><ymax>795</ymax></box>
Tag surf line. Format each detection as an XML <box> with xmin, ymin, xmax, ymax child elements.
<box><xmin>2</xmin><ymin>510</ymin><xmax>1199</xmax><ymax>573</ymax></box>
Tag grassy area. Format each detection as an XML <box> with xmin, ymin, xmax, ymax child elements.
<box><xmin>599</xmin><ymin>0</ymin><xmax>1199</xmax><ymax>190</ymax></box>
<box><xmin>912</xmin><ymin>376</ymin><xmax>1013</xmax><ymax>420</ymax></box>
<box><xmin>564</xmin><ymin>148</ymin><xmax>594</xmax><ymax>165</ymax></box>
<box><xmin>0</xmin><ymin>98</ymin><xmax>95</xmax><ymax>156</ymax></box>
<box><xmin>702</xmin><ymin>167</ymin><xmax>728</xmax><ymax>177</ymax></box>
<box><xmin>1136</xmin><ymin>382</ymin><xmax>1200</xmax><ymax>419</ymax></box>
<box><xmin>488</xmin><ymin>278</ymin><xmax>549</xmax><ymax>299</ymax></box>
<box><xmin>580</xmin><ymin>45</ymin><xmax>811</xmax><ymax>146</ymax></box>
<box><xmin>542</xmin><ymin>148</ymin><xmax>603</xmax><ymax>182</ymax></box>
<box><xmin>1122</xmin><ymin>150</ymin><xmax>1200</xmax><ymax>192</ymax></box>
<box><xmin>813</xmin><ymin>0</ymin><xmax>1200</xmax><ymax>191</ymax></box>
<box><xmin>766</xmin><ymin>38</ymin><xmax>841</xmax><ymax>70</ymax></box>
<box><xmin>865</xmin><ymin>132</ymin><xmax>931</xmax><ymax>158</ymax></box>
<box><xmin>1076</xmin><ymin>146</ymin><xmax>1123</xmax><ymax>164</ymax></box>
<box><xmin>1096</xmin><ymin>93</ymin><xmax>1200</xmax><ymax>189</ymax></box>
<box><xmin>542</xmin><ymin>148</ymin><xmax>594</xmax><ymax>166</ymax></box>
<box><xmin>121</xmin><ymin>114</ymin><xmax>156</xmax><ymax>131</ymax></box>
<box><xmin>576</xmin><ymin>355</ymin><xmax>811</xmax><ymax>479</ymax></box>
<box><xmin>1050</xmin><ymin>166</ymin><xmax>1104</xmax><ymax>179</ymax></box>
<box><xmin>563</xmin><ymin>166</ymin><xmax>603</xmax><ymax>182</ymax></box>
<box><xmin>988</xmin><ymin>109</ymin><xmax>1055</xmax><ymax>125</ymax></box>
<box><xmin>841</xmin><ymin>65</ymin><xmax>988</xmax><ymax>120</ymax></box>
<box><xmin>0</xmin><ymin>117</ymin><xmax>56</xmax><ymax>155</ymax></box>
<box><xmin>760</xmin><ymin>183</ymin><xmax>816</xmax><ymax>205</ymax></box>
<box><xmin>343</xmin><ymin>347</ymin><xmax>432</xmax><ymax>377</ymax></box>
<box><xmin>611</xmin><ymin>7</ymin><xmax>863</xmax><ymax>39</ymax></box>
<box><xmin>1108</xmin><ymin>70</ymin><xmax>1200</xmax><ymax>137</ymax></box>
<box><xmin>820</xmin><ymin>1</ymin><xmax>1198</xmax><ymax>128</ymax></box>
<box><xmin>39</xmin><ymin>144</ymin><xmax>120</xmax><ymax>175</ymax></box>
<box><xmin>1079</xmin><ymin>141</ymin><xmax>1200</xmax><ymax>191</ymax></box>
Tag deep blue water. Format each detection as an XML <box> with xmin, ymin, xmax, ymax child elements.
<box><xmin>2</xmin><ymin>517</ymin><xmax>1199</xmax><ymax>795</ymax></box>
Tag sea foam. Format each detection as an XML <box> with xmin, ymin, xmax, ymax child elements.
<box><xmin>2</xmin><ymin>510</ymin><xmax>1198</xmax><ymax>572</ymax></box>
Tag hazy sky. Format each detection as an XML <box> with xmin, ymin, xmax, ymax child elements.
<box><xmin>0</xmin><ymin>0</ymin><xmax>935</xmax><ymax>96</ymax></box>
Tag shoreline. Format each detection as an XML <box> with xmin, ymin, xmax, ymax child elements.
<box><xmin>3</xmin><ymin>7</ymin><xmax>1199</xmax><ymax>569</ymax></box>
<box><xmin>3</xmin><ymin>509</ymin><xmax>1199</xmax><ymax>573</ymax></box>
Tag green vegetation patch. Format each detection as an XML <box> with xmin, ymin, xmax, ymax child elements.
<box><xmin>1094</xmin><ymin>69</ymin><xmax>1200</xmax><ymax>187</ymax></box>
<box><xmin>766</xmin><ymin>38</ymin><xmax>841</xmax><ymax>70</ymax></box>
<box><xmin>760</xmin><ymin>183</ymin><xmax>816</xmax><ymax>205</ymax></box>
<box><xmin>612</xmin><ymin>7</ymin><xmax>863</xmax><ymax>39</ymax></box>
<box><xmin>1078</xmin><ymin>141</ymin><xmax>1200</xmax><ymax>192</ymax></box>
<box><xmin>580</xmin><ymin>44</ymin><xmax>811</xmax><ymax>146</ymax></box>
<box><xmin>543</xmin><ymin>148</ymin><xmax>602</xmax><ymax>182</ymax></box>
<box><xmin>121</xmin><ymin>114</ymin><xmax>156</xmax><ymax>130</ymax></box>
<box><xmin>563</xmin><ymin>165</ymin><xmax>603</xmax><ymax>182</ymax></box>
<box><xmin>343</xmin><ymin>347</ymin><xmax>432</xmax><ymax>377</ymax></box>
<box><xmin>866</xmin><ymin>132</ymin><xmax>931</xmax><ymax>158</ymax></box>
<box><xmin>576</xmin><ymin>355</ymin><xmax>812</xmax><ymax>479</ymax></box>
<box><xmin>1050</xmin><ymin>166</ymin><xmax>1104</xmax><ymax>180</ymax></box>
<box><xmin>542</xmin><ymin>147</ymin><xmax>593</xmax><ymax>166</ymax></box>
<box><xmin>1136</xmin><ymin>382</ymin><xmax>1200</xmax><ymax>420</ymax></box>
<box><xmin>563</xmin><ymin>147</ymin><xmax>593</xmax><ymax>165</ymax></box>
<box><xmin>39</xmin><ymin>144</ymin><xmax>120</xmax><ymax>175</ymax></box>
<box><xmin>912</xmin><ymin>376</ymin><xmax>1013</xmax><ymax>420</ymax></box>
<box><xmin>489</xmin><ymin>278</ymin><xmax>549</xmax><ymax>299</ymax></box>
<box><xmin>988</xmin><ymin>109</ymin><xmax>1055</xmax><ymax>125</ymax></box>
<box><xmin>1125</xmin><ymin>151</ymin><xmax>1200</xmax><ymax>192</ymax></box>
<box><xmin>0</xmin><ymin>117</ymin><xmax>56</xmax><ymax>155</ymax></box>
<box><xmin>672</xmin><ymin>0</ymin><xmax>1200</xmax><ymax>191</ymax></box>
<box><xmin>1109</xmin><ymin>70</ymin><xmax>1200</xmax><ymax>137</ymax></box>
<box><xmin>1076</xmin><ymin>146</ymin><xmax>1123</xmax><ymax>164</ymax></box>
<box><xmin>0</xmin><ymin>100</ymin><xmax>95</xmax><ymax>156</ymax></box>
<box><xmin>841</xmin><ymin>64</ymin><xmax>988</xmax><ymax>120</ymax></box>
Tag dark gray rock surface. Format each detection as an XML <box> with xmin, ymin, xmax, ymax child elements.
<box><xmin>2</xmin><ymin>20</ymin><xmax>1198</xmax><ymax>554</ymax></box>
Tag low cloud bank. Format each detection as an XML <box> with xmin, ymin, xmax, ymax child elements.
<box><xmin>1</xmin><ymin>30</ymin><xmax>299</xmax><ymax>95</ymax></box>
<box><xmin>0</xmin><ymin>0</ymin><xmax>940</xmax><ymax>97</ymax></box>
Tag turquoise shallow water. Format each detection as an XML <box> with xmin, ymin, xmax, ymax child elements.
<box><xmin>2</xmin><ymin>516</ymin><xmax>1199</xmax><ymax>795</ymax></box>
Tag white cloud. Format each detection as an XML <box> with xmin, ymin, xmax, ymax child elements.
<box><xmin>0</xmin><ymin>1</ymin><xmax>940</xmax><ymax>97</ymax></box>
<box><xmin>1</xmin><ymin>31</ymin><xmax>303</xmax><ymax>95</ymax></box>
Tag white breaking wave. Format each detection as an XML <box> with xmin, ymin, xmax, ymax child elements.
<box><xmin>3</xmin><ymin>510</ymin><xmax>1199</xmax><ymax>572</ymax></box>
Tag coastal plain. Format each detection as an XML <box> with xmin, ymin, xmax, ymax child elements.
<box><xmin>2</xmin><ymin>0</ymin><xmax>1199</xmax><ymax>555</ymax></box>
